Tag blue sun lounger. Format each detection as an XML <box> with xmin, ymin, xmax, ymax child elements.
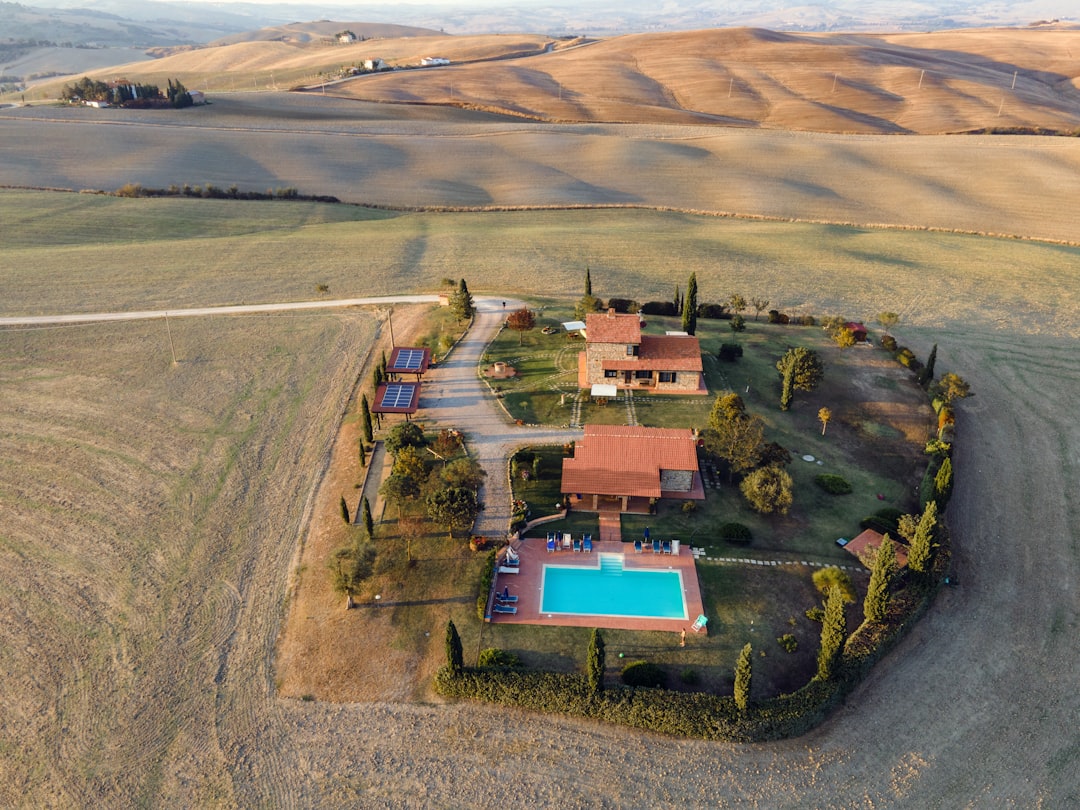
<box><xmin>583</xmin><ymin>535</ymin><xmax>593</xmax><ymax>553</ymax></box>
<box><xmin>652</xmin><ymin>538</ymin><xmax>661</xmax><ymax>553</ymax></box>
<box><xmin>634</xmin><ymin>539</ymin><xmax>643</xmax><ymax>553</ymax></box>
<box><xmin>493</xmin><ymin>604</ymin><xmax>517</xmax><ymax>615</ymax></box>
<box><xmin>546</xmin><ymin>534</ymin><xmax>556</xmax><ymax>553</ymax></box>
<box><xmin>496</xmin><ymin>594</ymin><xmax>519</xmax><ymax>604</ymax></box>
<box><xmin>662</xmin><ymin>539</ymin><xmax>672</xmax><ymax>554</ymax></box>
<box><xmin>691</xmin><ymin>614</ymin><xmax>708</xmax><ymax>632</ymax></box>
<box><xmin>573</xmin><ymin>537</ymin><xmax>582</xmax><ymax>552</ymax></box>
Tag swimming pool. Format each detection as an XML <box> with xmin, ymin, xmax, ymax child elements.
<box><xmin>540</xmin><ymin>553</ymin><xmax>688</xmax><ymax>619</ymax></box>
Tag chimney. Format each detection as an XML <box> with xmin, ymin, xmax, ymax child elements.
<box><xmin>608</xmin><ymin>307</ymin><xmax>615</xmax><ymax>317</ymax></box>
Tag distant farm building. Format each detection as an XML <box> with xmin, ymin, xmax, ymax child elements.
<box><xmin>420</xmin><ymin>57</ymin><xmax>451</xmax><ymax>66</ymax></box>
<box><xmin>188</xmin><ymin>90</ymin><xmax>206</xmax><ymax>105</ymax></box>
<box><xmin>337</xmin><ymin>31</ymin><xmax>357</xmax><ymax>43</ymax></box>
<box><xmin>363</xmin><ymin>58</ymin><xmax>388</xmax><ymax>71</ymax></box>
<box><xmin>845</xmin><ymin>322</ymin><xmax>869</xmax><ymax>342</ymax></box>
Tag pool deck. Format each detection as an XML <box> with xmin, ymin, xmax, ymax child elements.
<box><xmin>490</xmin><ymin>538</ymin><xmax>707</xmax><ymax>634</ymax></box>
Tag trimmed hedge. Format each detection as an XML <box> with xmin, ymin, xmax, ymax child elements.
<box><xmin>718</xmin><ymin>343</ymin><xmax>744</xmax><ymax>362</ymax></box>
<box><xmin>621</xmin><ymin>660</ymin><xmax>666</xmax><ymax>687</ymax></box>
<box><xmin>606</xmin><ymin>297</ymin><xmax>639</xmax><ymax>314</ymax></box>
<box><xmin>718</xmin><ymin>522</ymin><xmax>753</xmax><ymax>543</ymax></box>
<box><xmin>640</xmin><ymin>301</ymin><xmax>678</xmax><ymax>316</ymax></box>
<box><xmin>814</xmin><ymin>474</ymin><xmax>852</xmax><ymax>494</ymax></box>
<box><xmin>476</xmin><ymin>550</ymin><xmax>497</xmax><ymax>619</ymax></box>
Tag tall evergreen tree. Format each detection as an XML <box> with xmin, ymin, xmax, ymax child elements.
<box><xmin>673</xmin><ymin>284</ymin><xmax>681</xmax><ymax>314</ymax></box>
<box><xmin>935</xmin><ymin>457</ymin><xmax>953</xmax><ymax>503</ymax></box>
<box><xmin>734</xmin><ymin>642</ymin><xmax>753</xmax><ymax>712</ymax></box>
<box><xmin>587</xmin><ymin>628</ymin><xmax>606</xmax><ymax>694</ymax></box>
<box><xmin>360</xmin><ymin>393</ymin><xmax>374</xmax><ymax>443</ymax></box>
<box><xmin>361</xmin><ymin>496</ymin><xmax>374</xmax><ymax>540</ymax></box>
<box><xmin>340</xmin><ymin>495</ymin><xmax>351</xmax><ymax>524</ymax></box>
<box><xmin>445</xmin><ymin>620</ymin><xmax>464</xmax><ymax>674</ymax></box>
<box><xmin>682</xmin><ymin>273</ymin><xmax>699</xmax><ymax>335</ymax></box>
<box><xmin>451</xmin><ymin>278</ymin><xmax>475</xmax><ymax>320</ymax></box>
<box><xmin>816</xmin><ymin>585</ymin><xmax>847</xmax><ymax>681</ymax></box>
<box><xmin>358</xmin><ymin>440</ymin><xmax>367</xmax><ymax>468</ymax></box>
<box><xmin>919</xmin><ymin>343</ymin><xmax>938</xmax><ymax>387</ymax></box>
<box><xmin>864</xmin><ymin>534</ymin><xmax>897</xmax><ymax>622</ymax></box>
<box><xmin>780</xmin><ymin>361</ymin><xmax>795</xmax><ymax>411</ymax></box>
<box><xmin>584</xmin><ymin>266</ymin><xmax>593</xmax><ymax>297</ymax></box>
<box><xmin>908</xmin><ymin>500</ymin><xmax>938</xmax><ymax>574</ymax></box>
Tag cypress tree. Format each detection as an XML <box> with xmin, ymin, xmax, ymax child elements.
<box><xmin>587</xmin><ymin>628</ymin><xmax>605</xmax><ymax>694</ymax></box>
<box><xmin>734</xmin><ymin>642</ymin><xmax>753</xmax><ymax>712</ymax></box>
<box><xmin>908</xmin><ymin>500</ymin><xmax>938</xmax><ymax>574</ymax></box>
<box><xmin>361</xmin><ymin>496</ymin><xmax>374</xmax><ymax>540</ymax></box>
<box><xmin>340</xmin><ymin>495</ymin><xmax>350</xmax><ymax>524</ymax></box>
<box><xmin>682</xmin><ymin>273</ymin><xmax>698</xmax><ymax>335</ymax></box>
<box><xmin>584</xmin><ymin>266</ymin><xmax>593</xmax><ymax>297</ymax></box>
<box><xmin>864</xmin><ymin>534</ymin><xmax>897</xmax><ymax>623</ymax></box>
<box><xmin>780</xmin><ymin>361</ymin><xmax>795</xmax><ymax>411</ymax></box>
<box><xmin>935</xmin><ymin>456</ymin><xmax>953</xmax><ymax>504</ymax></box>
<box><xmin>360</xmin><ymin>394</ymin><xmax>374</xmax><ymax>444</ymax></box>
<box><xmin>451</xmin><ymin>278</ymin><xmax>475</xmax><ymax>320</ymax></box>
<box><xmin>816</xmin><ymin>585</ymin><xmax>847</xmax><ymax>681</ymax></box>
<box><xmin>358</xmin><ymin>441</ymin><xmax>366</xmax><ymax>467</ymax></box>
<box><xmin>920</xmin><ymin>343</ymin><xmax>938</xmax><ymax>387</ymax></box>
<box><xmin>673</xmin><ymin>284</ymin><xmax>681</xmax><ymax>314</ymax></box>
<box><xmin>445</xmin><ymin>620</ymin><xmax>464</xmax><ymax>674</ymax></box>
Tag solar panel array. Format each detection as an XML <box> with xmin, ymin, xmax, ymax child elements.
<box><xmin>380</xmin><ymin>383</ymin><xmax>417</xmax><ymax>410</ymax></box>
<box><xmin>393</xmin><ymin>348</ymin><xmax>426</xmax><ymax>371</ymax></box>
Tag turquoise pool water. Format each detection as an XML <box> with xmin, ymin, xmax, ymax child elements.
<box><xmin>540</xmin><ymin>553</ymin><xmax>687</xmax><ymax>619</ymax></box>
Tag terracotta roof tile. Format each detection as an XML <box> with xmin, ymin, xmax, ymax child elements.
<box><xmin>561</xmin><ymin>425</ymin><xmax>701</xmax><ymax>499</ymax></box>
<box><xmin>585</xmin><ymin>312</ymin><xmax>641</xmax><ymax>344</ymax></box>
<box><xmin>843</xmin><ymin>529</ymin><xmax>910</xmax><ymax>569</ymax></box>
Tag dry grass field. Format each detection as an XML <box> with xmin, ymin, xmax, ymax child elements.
<box><xmin>1</xmin><ymin>27</ymin><xmax>1079</xmax><ymax>805</ymax></box>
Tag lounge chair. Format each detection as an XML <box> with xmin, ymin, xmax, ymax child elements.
<box><xmin>583</xmin><ymin>535</ymin><xmax>593</xmax><ymax>553</ymax></box>
<box><xmin>652</xmin><ymin>538</ymin><xmax>661</xmax><ymax>554</ymax></box>
<box><xmin>546</xmin><ymin>534</ymin><xmax>556</xmax><ymax>553</ymax></box>
<box><xmin>691</xmin><ymin>614</ymin><xmax>708</xmax><ymax>632</ymax></box>
<box><xmin>634</xmin><ymin>539</ymin><xmax>643</xmax><ymax>553</ymax></box>
<box><xmin>562</xmin><ymin>533</ymin><xmax>572</xmax><ymax>550</ymax></box>
<box><xmin>496</xmin><ymin>594</ymin><xmax>519</xmax><ymax>604</ymax></box>
<box><xmin>493</xmin><ymin>604</ymin><xmax>517</xmax><ymax>615</ymax></box>
<box><xmin>506</xmin><ymin>547</ymin><xmax>520</xmax><ymax>565</ymax></box>
<box><xmin>662</xmin><ymin>539</ymin><xmax>672</xmax><ymax>554</ymax></box>
<box><xmin>498</xmin><ymin>565</ymin><xmax>519</xmax><ymax>574</ymax></box>
<box><xmin>573</xmin><ymin>537</ymin><xmax>582</xmax><ymax>552</ymax></box>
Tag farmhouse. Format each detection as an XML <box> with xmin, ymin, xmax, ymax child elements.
<box><xmin>842</xmin><ymin>528</ymin><xmax>910</xmax><ymax>569</ymax></box>
<box><xmin>578</xmin><ymin>310</ymin><xmax>705</xmax><ymax>393</ymax></box>
<box><xmin>561</xmin><ymin>425</ymin><xmax>705</xmax><ymax>513</ymax></box>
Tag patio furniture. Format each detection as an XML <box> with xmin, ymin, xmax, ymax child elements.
<box><xmin>493</xmin><ymin>604</ymin><xmax>517</xmax><ymax>615</ymax></box>
<box><xmin>498</xmin><ymin>565</ymin><xmax>519</xmax><ymax>574</ymax></box>
<box><xmin>546</xmin><ymin>534</ymin><xmax>556</xmax><ymax>553</ymax></box>
<box><xmin>506</xmin><ymin>547</ymin><xmax>520</xmax><ymax>565</ymax></box>
<box><xmin>652</xmin><ymin>538</ymin><xmax>661</xmax><ymax>554</ymax></box>
<box><xmin>583</xmin><ymin>535</ymin><xmax>593</xmax><ymax>553</ymax></box>
<box><xmin>562</xmin><ymin>533</ymin><xmax>572</xmax><ymax>550</ymax></box>
<box><xmin>691</xmin><ymin>614</ymin><xmax>708</xmax><ymax>632</ymax></box>
<box><xmin>662</xmin><ymin>539</ymin><xmax>672</xmax><ymax>554</ymax></box>
<box><xmin>573</xmin><ymin>537</ymin><xmax>582</xmax><ymax>552</ymax></box>
<box><xmin>634</xmin><ymin>539</ymin><xmax>643</xmax><ymax>553</ymax></box>
<box><xmin>496</xmin><ymin>594</ymin><xmax>519</xmax><ymax>604</ymax></box>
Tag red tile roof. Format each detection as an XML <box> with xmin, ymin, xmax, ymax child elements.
<box><xmin>561</xmin><ymin>425</ymin><xmax>701</xmax><ymax>499</ymax></box>
<box><xmin>585</xmin><ymin>312</ymin><xmax>641</xmax><ymax>344</ymax></box>
<box><xmin>843</xmin><ymin>529</ymin><xmax>909</xmax><ymax>569</ymax></box>
<box><xmin>602</xmin><ymin>335</ymin><xmax>703</xmax><ymax>371</ymax></box>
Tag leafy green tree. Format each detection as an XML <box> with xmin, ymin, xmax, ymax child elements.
<box><xmin>776</xmin><ymin>347</ymin><xmax>824</xmax><ymax>409</ymax></box>
<box><xmin>729</xmin><ymin>314</ymin><xmax>746</xmax><ymax>333</ymax></box>
<box><xmin>709</xmin><ymin>392</ymin><xmax>746</xmax><ymax>425</ymax></box>
<box><xmin>587</xmin><ymin>628</ymin><xmax>605</xmax><ymax>695</ymax></box>
<box><xmin>380</xmin><ymin>474</ymin><xmax>419</xmax><ymax>516</ymax></box>
<box><xmin>831</xmin><ymin>326</ymin><xmax>856</xmax><ymax>349</ymax></box>
<box><xmin>728</xmin><ymin>293</ymin><xmax>747</xmax><ymax>316</ymax></box>
<box><xmin>864</xmin><ymin>533</ymin><xmax>898</xmax><ymax>622</ymax></box>
<box><xmin>450</xmin><ymin>278</ymin><xmax>475</xmax><ymax>320</ymax></box>
<box><xmin>439</xmin><ymin>457</ymin><xmax>486</xmax><ymax>491</ymax></box>
<box><xmin>907</xmin><ymin>500</ymin><xmax>938</xmax><ymax>574</ymax></box>
<box><xmin>574</xmin><ymin>293</ymin><xmax>604</xmax><ymax>320</ymax></box>
<box><xmin>739</xmin><ymin>465</ymin><xmax>794</xmax><ymax>514</ymax></box>
<box><xmin>425</xmin><ymin>487</ymin><xmax>481</xmax><ymax>541</ymax></box>
<box><xmin>734</xmin><ymin>642</ymin><xmax>753</xmax><ymax>712</ymax></box>
<box><xmin>506</xmin><ymin>306</ymin><xmax>536</xmax><ymax>344</ymax></box>
<box><xmin>812</xmin><ymin>567</ymin><xmax>856</xmax><ymax>603</ymax></box>
<box><xmin>780</xmin><ymin>360</ymin><xmax>795</xmax><ymax>411</ymax></box>
<box><xmin>935</xmin><ymin>373</ymin><xmax>971</xmax><ymax>405</ymax></box>
<box><xmin>360</xmin><ymin>496</ymin><xmax>374</xmax><ymax>540</ymax></box>
<box><xmin>330</xmin><ymin>541</ymin><xmax>376</xmax><ymax>606</ymax></box>
<box><xmin>935</xmin><ymin>456</ymin><xmax>953</xmax><ymax>503</ymax></box>
<box><xmin>682</xmin><ymin>272</ymin><xmax>698</xmax><ymax>335</ymax></box>
<box><xmin>704</xmin><ymin>402</ymin><xmax>765</xmax><ymax>483</ymax></box>
<box><xmin>919</xmin><ymin>343</ymin><xmax>938</xmax><ymax>387</ymax></box>
<box><xmin>391</xmin><ymin>445</ymin><xmax>427</xmax><ymax>487</ymax></box>
<box><xmin>384</xmin><ymin>421</ymin><xmax>426</xmax><ymax>455</ymax></box>
<box><xmin>340</xmin><ymin>495</ymin><xmax>350</xmax><ymax>524</ymax></box>
<box><xmin>750</xmin><ymin>297</ymin><xmax>770</xmax><ymax>321</ymax></box>
<box><xmin>816</xmin><ymin>585</ymin><xmax>847</xmax><ymax>681</ymax></box>
<box><xmin>445</xmin><ymin>619</ymin><xmax>464</xmax><ymax>674</ymax></box>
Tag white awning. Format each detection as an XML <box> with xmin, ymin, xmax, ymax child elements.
<box><xmin>590</xmin><ymin>384</ymin><xmax>618</xmax><ymax>398</ymax></box>
<box><xmin>562</xmin><ymin>320</ymin><xmax>587</xmax><ymax>332</ymax></box>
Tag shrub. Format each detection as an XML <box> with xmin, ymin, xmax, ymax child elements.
<box><xmin>718</xmin><ymin>522</ymin><xmax>753</xmax><ymax>543</ymax></box>
<box><xmin>896</xmin><ymin>347</ymin><xmax>924</xmax><ymax>374</ymax></box>
<box><xmin>798</xmin><ymin>315</ymin><xmax>817</xmax><ymax>326</ymax></box>
<box><xmin>729</xmin><ymin>314</ymin><xmax>746</xmax><ymax>332</ymax></box>
<box><xmin>699</xmin><ymin>302</ymin><xmax>729</xmax><ymax>319</ymax></box>
<box><xmin>476</xmin><ymin>550</ymin><xmax>497</xmax><ymax>619</ymax></box>
<box><xmin>681</xmin><ymin>500</ymin><xmax>698</xmax><ymax>513</ymax></box>
<box><xmin>640</xmin><ymin>301</ymin><xmax>678</xmax><ymax>316</ymax></box>
<box><xmin>606</xmin><ymin>297</ymin><xmax>639</xmax><ymax>313</ymax></box>
<box><xmin>621</xmin><ymin>660</ymin><xmax>666</xmax><ymax>688</ymax></box>
<box><xmin>777</xmin><ymin>634</ymin><xmax>798</xmax><ymax>653</ymax></box>
<box><xmin>805</xmin><ymin>606</ymin><xmax>825</xmax><ymax>622</ymax></box>
<box><xmin>880</xmin><ymin>334</ymin><xmax>898</xmax><ymax>352</ymax></box>
<box><xmin>814</xmin><ymin>474</ymin><xmax>852</xmax><ymax>494</ymax></box>
<box><xmin>478</xmin><ymin>648</ymin><xmax>522</xmax><ymax>668</ymax></box>
<box><xmin>717</xmin><ymin>343</ymin><xmax>744</xmax><ymax>362</ymax></box>
<box><xmin>860</xmin><ymin>507</ymin><xmax>903</xmax><ymax>535</ymax></box>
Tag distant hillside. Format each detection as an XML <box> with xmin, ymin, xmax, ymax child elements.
<box><xmin>208</xmin><ymin>21</ymin><xmax>443</xmax><ymax>47</ymax></box>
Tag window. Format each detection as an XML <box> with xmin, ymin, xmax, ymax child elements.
<box><xmin>635</xmin><ymin>370</ymin><xmax>653</xmax><ymax>380</ymax></box>
<box><xmin>626</xmin><ymin>344</ymin><xmax>639</xmax><ymax>356</ymax></box>
<box><xmin>604</xmin><ymin>369</ymin><xmax>618</xmax><ymax>378</ymax></box>
<box><xmin>659</xmin><ymin>371</ymin><xmax>677</xmax><ymax>383</ymax></box>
